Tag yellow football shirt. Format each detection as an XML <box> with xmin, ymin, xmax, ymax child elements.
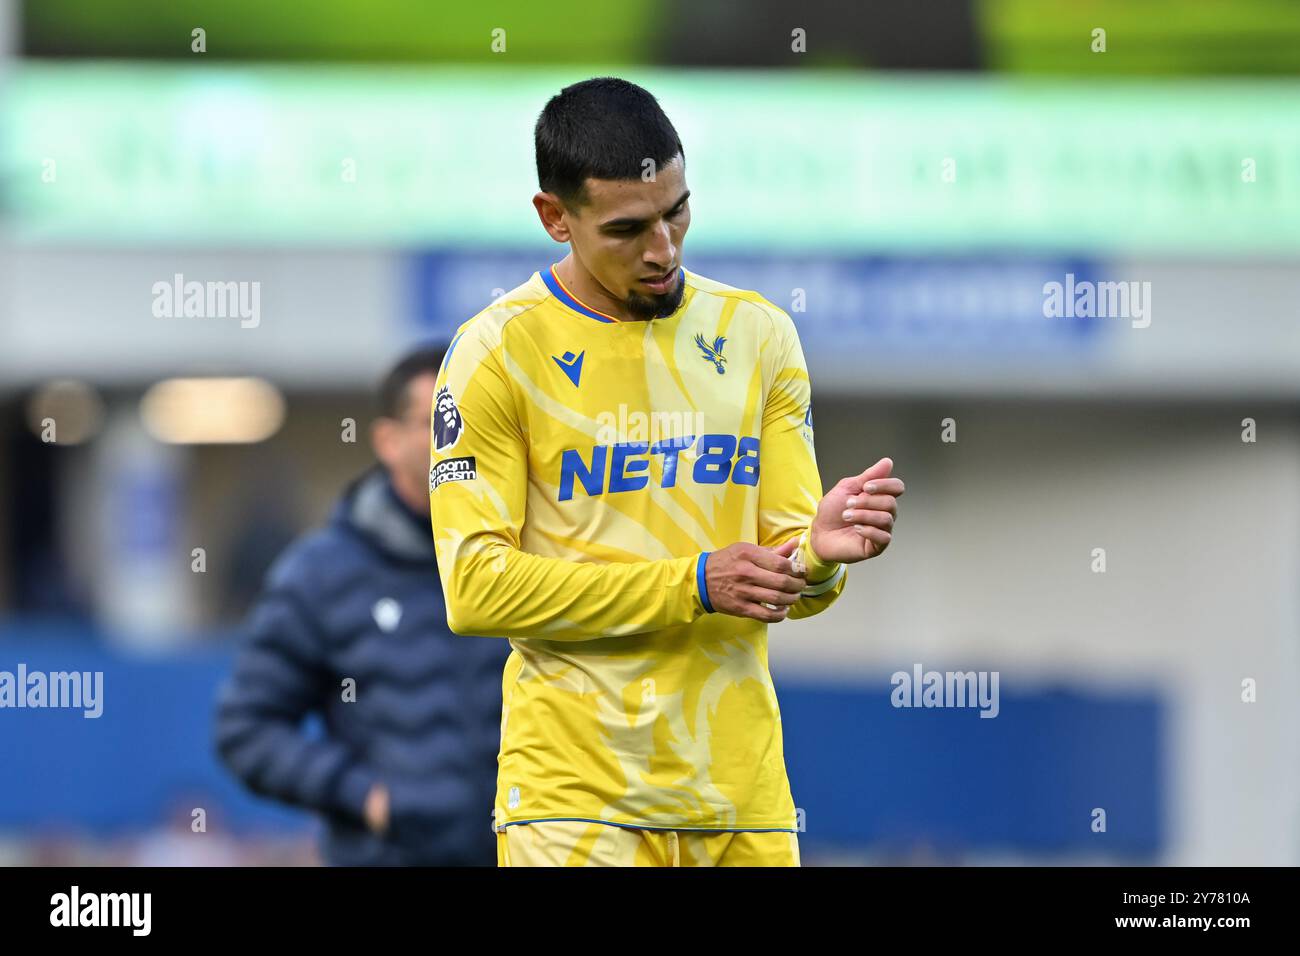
<box><xmin>429</xmin><ymin>264</ymin><xmax>846</xmax><ymax>832</ymax></box>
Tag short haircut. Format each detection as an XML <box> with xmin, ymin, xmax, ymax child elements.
<box><xmin>535</xmin><ymin>77</ymin><xmax>684</xmax><ymax>207</ymax></box>
<box><xmin>376</xmin><ymin>345</ymin><xmax>446</xmax><ymax>420</ymax></box>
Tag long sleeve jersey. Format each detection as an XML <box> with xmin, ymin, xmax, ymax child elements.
<box><xmin>429</xmin><ymin>264</ymin><xmax>846</xmax><ymax>832</ymax></box>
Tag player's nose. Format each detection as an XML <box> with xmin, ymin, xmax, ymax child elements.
<box><xmin>644</xmin><ymin>222</ymin><xmax>677</xmax><ymax>271</ymax></box>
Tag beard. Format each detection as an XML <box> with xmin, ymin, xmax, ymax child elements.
<box><xmin>624</xmin><ymin>270</ymin><xmax>686</xmax><ymax>320</ymax></box>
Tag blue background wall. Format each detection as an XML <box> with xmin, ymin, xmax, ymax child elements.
<box><xmin>0</xmin><ymin>626</ymin><xmax>1164</xmax><ymax>857</ymax></box>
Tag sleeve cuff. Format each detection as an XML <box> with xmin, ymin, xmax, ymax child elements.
<box><xmin>696</xmin><ymin>551</ymin><xmax>715</xmax><ymax>613</ymax></box>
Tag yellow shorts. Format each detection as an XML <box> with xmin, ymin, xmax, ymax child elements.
<box><xmin>497</xmin><ymin>820</ymin><xmax>800</xmax><ymax>867</ymax></box>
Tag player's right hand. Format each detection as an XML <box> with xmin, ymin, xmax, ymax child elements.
<box><xmin>705</xmin><ymin>541</ymin><xmax>807</xmax><ymax>623</ymax></box>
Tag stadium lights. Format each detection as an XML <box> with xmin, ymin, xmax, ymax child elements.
<box><xmin>139</xmin><ymin>377</ymin><xmax>285</xmax><ymax>444</ymax></box>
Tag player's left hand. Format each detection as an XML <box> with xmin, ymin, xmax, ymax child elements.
<box><xmin>809</xmin><ymin>457</ymin><xmax>904</xmax><ymax>564</ymax></box>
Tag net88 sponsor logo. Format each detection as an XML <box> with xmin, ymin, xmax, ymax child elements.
<box><xmin>558</xmin><ymin>434</ymin><xmax>759</xmax><ymax>502</ymax></box>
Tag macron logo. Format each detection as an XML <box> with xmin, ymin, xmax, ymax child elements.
<box><xmin>552</xmin><ymin>350</ymin><xmax>584</xmax><ymax>387</ymax></box>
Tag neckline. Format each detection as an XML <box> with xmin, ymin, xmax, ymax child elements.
<box><xmin>542</xmin><ymin>264</ymin><xmax>688</xmax><ymax>325</ymax></box>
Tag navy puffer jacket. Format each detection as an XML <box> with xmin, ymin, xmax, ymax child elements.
<box><xmin>215</xmin><ymin>467</ymin><xmax>508</xmax><ymax>865</ymax></box>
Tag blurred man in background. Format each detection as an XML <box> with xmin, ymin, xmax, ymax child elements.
<box><xmin>215</xmin><ymin>346</ymin><xmax>509</xmax><ymax>866</ymax></box>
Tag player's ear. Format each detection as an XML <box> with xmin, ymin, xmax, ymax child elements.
<box><xmin>532</xmin><ymin>192</ymin><xmax>570</xmax><ymax>243</ymax></box>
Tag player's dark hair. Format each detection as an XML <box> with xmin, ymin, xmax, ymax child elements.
<box><xmin>377</xmin><ymin>345</ymin><xmax>446</xmax><ymax>420</ymax></box>
<box><xmin>535</xmin><ymin>77</ymin><xmax>684</xmax><ymax>207</ymax></box>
